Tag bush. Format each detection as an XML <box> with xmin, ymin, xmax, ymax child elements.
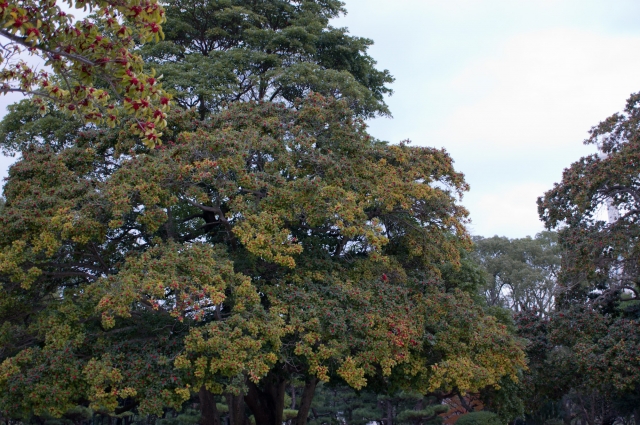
<box><xmin>456</xmin><ymin>411</ymin><xmax>502</xmax><ymax>425</ymax></box>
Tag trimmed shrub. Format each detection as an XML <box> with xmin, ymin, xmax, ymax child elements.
<box><xmin>456</xmin><ymin>411</ymin><xmax>502</xmax><ymax>425</ymax></box>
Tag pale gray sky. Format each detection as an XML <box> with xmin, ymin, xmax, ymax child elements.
<box><xmin>2</xmin><ymin>0</ymin><xmax>640</xmax><ymax>238</ymax></box>
<box><xmin>335</xmin><ymin>0</ymin><xmax>640</xmax><ymax>237</ymax></box>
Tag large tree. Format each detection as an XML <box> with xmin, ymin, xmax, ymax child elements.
<box><xmin>0</xmin><ymin>95</ymin><xmax>526</xmax><ymax>425</ymax></box>
<box><xmin>538</xmin><ymin>92</ymin><xmax>640</xmax><ymax>309</ymax></box>
<box><xmin>0</xmin><ymin>1</ymin><xmax>526</xmax><ymax>423</ymax></box>
<box><xmin>533</xmin><ymin>92</ymin><xmax>640</xmax><ymax>425</ymax></box>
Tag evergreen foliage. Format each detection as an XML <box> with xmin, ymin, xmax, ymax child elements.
<box><xmin>455</xmin><ymin>411</ymin><xmax>501</xmax><ymax>425</ymax></box>
<box><xmin>143</xmin><ymin>0</ymin><xmax>394</xmax><ymax>120</ymax></box>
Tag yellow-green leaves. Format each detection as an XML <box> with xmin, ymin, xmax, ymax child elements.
<box><xmin>84</xmin><ymin>357</ymin><xmax>137</xmax><ymax>413</ymax></box>
<box><xmin>175</xmin><ymin>282</ymin><xmax>286</xmax><ymax>396</ymax></box>
<box><xmin>337</xmin><ymin>357</ymin><xmax>367</xmax><ymax>390</ymax></box>
<box><xmin>0</xmin><ymin>94</ymin><xmax>523</xmax><ymax>419</ymax></box>
<box><xmin>92</xmin><ymin>242</ymin><xmax>239</xmax><ymax>326</ymax></box>
<box><xmin>0</xmin><ymin>240</ymin><xmax>38</xmax><ymax>289</ymax></box>
<box><xmin>0</xmin><ymin>347</ymin><xmax>87</xmax><ymax>418</ymax></box>
<box><xmin>414</xmin><ymin>289</ymin><xmax>527</xmax><ymax>395</ymax></box>
<box><xmin>234</xmin><ymin>212</ymin><xmax>303</xmax><ymax>268</ymax></box>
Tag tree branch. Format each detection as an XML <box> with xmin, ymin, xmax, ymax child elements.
<box><xmin>601</xmin><ymin>184</ymin><xmax>640</xmax><ymax>207</ymax></box>
<box><xmin>0</xmin><ymin>29</ymin><xmax>97</xmax><ymax>67</ymax></box>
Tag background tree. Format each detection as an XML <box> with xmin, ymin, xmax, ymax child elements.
<box><xmin>473</xmin><ymin>232</ymin><xmax>560</xmax><ymax>314</ymax></box>
<box><xmin>291</xmin><ymin>383</ymin><xmax>447</xmax><ymax>425</ymax></box>
<box><xmin>142</xmin><ymin>0</ymin><xmax>394</xmax><ymax>120</ymax></box>
<box><xmin>454</xmin><ymin>411</ymin><xmax>501</xmax><ymax>425</ymax></box>
<box><xmin>513</xmin><ymin>307</ymin><xmax>640</xmax><ymax>425</ymax></box>
<box><xmin>538</xmin><ymin>92</ymin><xmax>640</xmax><ymax>311</ymax></box>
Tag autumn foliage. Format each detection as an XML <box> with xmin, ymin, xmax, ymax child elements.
<box><xmin>0</xmin><ymin>0</ymin><xmax>530</xmax><ymax>423</ymax></box>
<box><xmin>0</xmin><ymin>0</ymin><xmax>170</xmax><ymax>145</ymax></box>
<box><xmin>0</xmin><ymin>95</ymin><xmax>526</xmax><ymax>422</ymax></box>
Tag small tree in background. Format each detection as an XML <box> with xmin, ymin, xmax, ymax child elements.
<box><xmin>473</xmin><ymin>232</ymin><xmax>560</xmax><ymax>314</ymax></box>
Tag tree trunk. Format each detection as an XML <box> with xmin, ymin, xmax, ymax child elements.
<box><xmin>199</xmin><ymin>386</ymin><xmax>220</xmax><ymax>425</ymax></box>
<box><xmin>244</xmin><ymin>376</ymin><xmax>286</xmax><ymax>425</ymax></box>
<box><xmin>197</xmin><ymin>95</ymin><xmax>207</xmax><ymax>121</ymax></box>
<box><xmin>413</xmin><ymin>398</ymin><xmax>426</xmax><ymax>425</ymax></box>
<box><xmin>226</xmin><ymin>393</ymin><xmax>246</xmax><ymax>425</ymax></box>
<box><xmin>291</xmin><ymin>385</ymin><xmax>296</xmax><ymax>410</ymax></box>
<box><xmin>602</xmin><ymin>414</ymin><xmax>617</xmax><ymax>425</ymax></box>
<box><xmin>294</xmin><ymin>377</ymin><xmax>318</xmax><ymax>425</ymax></box>
<box><xmin>386</xmin><ymin>399</ymin><xmax>394</xmax><ymax>425</ymax></box>
<box><xmin>457</xmin><ymin>393</ymin><xmax>473</xmax><ymax>413</ymax></box>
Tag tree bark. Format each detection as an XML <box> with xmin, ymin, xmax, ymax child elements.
<box><xmin>457</xmin><ymin>393</ymin><xmax>473</xmax><ymax>413</ymax></box>
<box><xmin>386</xmin><ymin>399</ymin><xmax>394</xmax><ymax>425</ymax></box>
<box><xmin>199</xmin><ymin>386</ymin><xmax>220</xmax><ymax>425</ymax></box>
<box><xmin>226</xmin><ymin>393</ymin><xmax>246</xmax><ymax>425</ymax></box>
<box><xmin>244</xmin><ymin>377</ymin><xmax>286</xmax><ymax>425</ymax></box>
<box><xmin>294</xmin><ymin>377</ymin><xmax>318</xmax><ymax>425</ymax></box>
<box><xmin>602</xmin><ymin>414</ymin><xmax>617</xmax><ymax>425</ymax></box>
<box><xmin>291</xmin><ymin>385</ymin><xmax>296</xmax><ymax>410</ymax></box>
<box><xmin>412</xmin><ymin>398</ymin><xmax>426</xmax><ymax>425</ymax></box>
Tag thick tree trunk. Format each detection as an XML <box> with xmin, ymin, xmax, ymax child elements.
<box><xmin>294</xmin><ymin>377</ymin><xmax>318</xmax><ymax>425</ymax></box>
<box><xmin>412</xmin><ymin>398</ymin><xmax>426</xmax><ymax>425</ymax></box>
<box><xmin>199</xmin><ymin>386</ymin><xmax>220</xmax><ymax>425</ymax></box>
<box><xmin>226</xmin><ymin>393</ymin><xmax>246</xmax><ymax>425</ymax></box>
<box><xmin>602</xmin><ymin>414</ymin><xmax>617</xmax><ymax>425</ymax></box>
<box><xmin>244</xmin><ymin>377</ymin><xmax>286</xmax><ymax>425</ymax></box>
<box><xmin>197</xmin><ymin>95</ymin><xmax>207</xmax><ymax>121</ymax></box>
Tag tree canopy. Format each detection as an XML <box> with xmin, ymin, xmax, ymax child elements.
<box><xmin>0</xmin><ymin>1</ymin><xmax>530</xmax><ymax>424</ymax></box>
<box><xmin>473</xmin><ymin>232</ymin><xmax>560</xmax><ymax>314</ymax></box>
<box><xmin>526</xmin><ymin>92</ymin><xmax>640</xmax><ymax>425</ymax></box>
<box><xmin>142</xmin><ymin>0</ymin><xmax>393</xmax><ymax>120</ymax></box>
<box><xmin>539</xmin><ymin>92</ymin><xmax>640</xmax><ymax>310</ymax></box>
<box><xmin>0</xmin><ymin>92</ymin><xmax>526</xmax><ymax>424</ymax></box>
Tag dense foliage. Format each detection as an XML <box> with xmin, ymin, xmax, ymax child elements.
<box><xmin>143</xmin><ymin>0</ymin><xmax>393</xmax><ymax>120</ymax></box>
<box><xmin>0</xmin><ymin>0</ymin><xmax>171</xmax><ymax>144</ymax></box>
<box><xmin>473</xmin><ymin>233</ymin><xmax>560</xmax><ymax>314</ymax></box>
<box><xmin>0</xmin><ymin>0</ymin><xmax>528</xmax><ymax>419</ymax></box>
<box><xmin>0</xmin><ymin>92</ymin><xmax>527</xmax><ymax>423</ymax></box>
<box><xmin>9</xmin><ymin>1</ymin><xmax>627</xmax><ymax>424</ymax></box>
<box><xmin>526</xmin><ymin>92</ymin><xmax>640</xmax><ymax>425</ymax></box>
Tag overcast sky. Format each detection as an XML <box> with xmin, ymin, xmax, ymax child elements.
<box><xmin>1</xmin><ymin>0</ymin><xmax>640</xmax><ymax>238</ymax></box>
<box><xmin>333</xmin><ymin>0</ymin><xmax>640</xmax><ymax>238</ymax></box>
